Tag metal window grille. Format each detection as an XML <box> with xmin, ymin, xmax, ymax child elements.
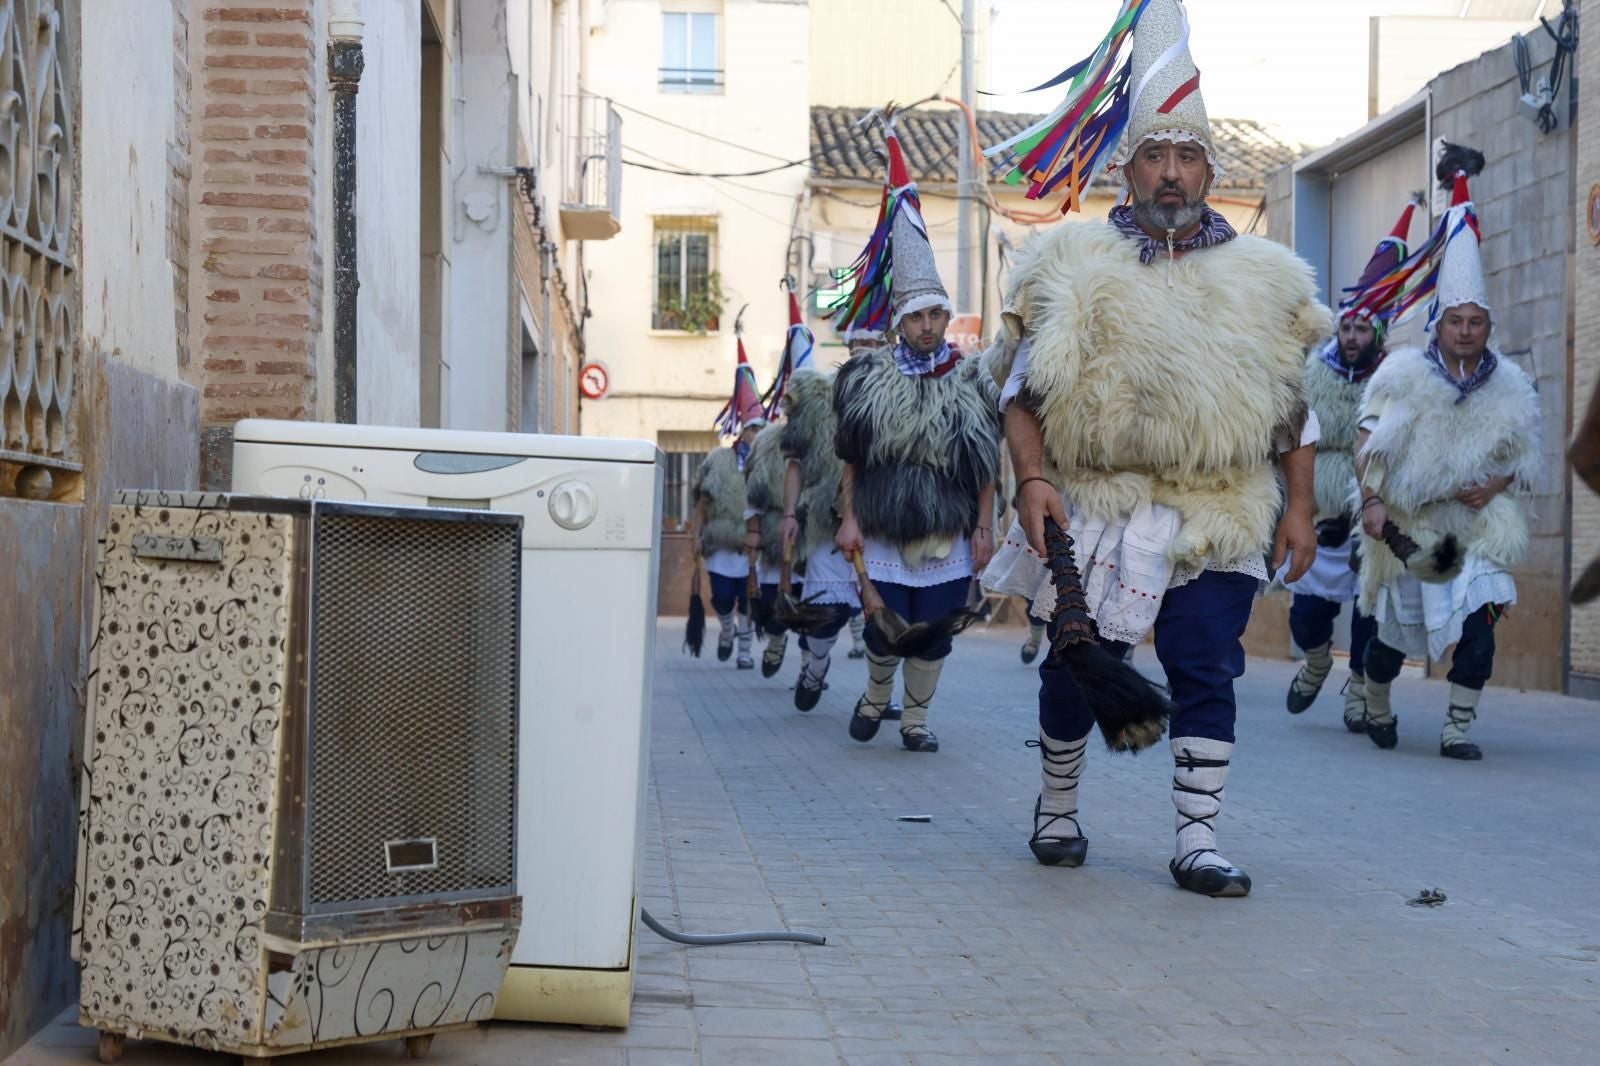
<box><xmin>1</xmin><ymin>0</ymin><xmax>78</xmax><ymax>492</ymax></box>
<box><xmin>658</xmin><ymin>433</ymin><xmax>715</xmax><ymax>530</ymax></box>
<box><xmin>652</xmin><ymin>218</ymin><xmax>717</xmax><ymax>331</ymax></box>
<box><xmin>659</xmin><ymin>11</ymin><xmax>722</xmax><ymax>93</ymax></box>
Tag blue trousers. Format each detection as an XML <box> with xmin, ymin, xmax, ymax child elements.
<box><xmin>1039</xmin><ymin>569</ymin><xmax>1259</xmax><ymax>744</ymax></box>
<box><xmin>708</xmin><ymin>571</ymin><xmax>749</xmax><ymax>617</ymax></box>
<box><xmin>864</xmin><ymin>577</ymin><xmax>973</xmax><ymax>661</ymax></box>
<box><xmin>1289</xmin><ymin>594</ymin><xmax>1375</xmax><ymax>675</ymax></box>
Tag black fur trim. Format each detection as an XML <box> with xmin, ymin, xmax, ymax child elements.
<box><xmin>1436</xmin><ymin>142</ymin><xmax>1485</xmax><ymax>188</ymax></box>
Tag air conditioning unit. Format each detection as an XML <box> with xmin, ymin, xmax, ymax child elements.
<box><xmin>231</xmin><ymin>421</ymin><xmax>662</xmax><ymax>1028</ymax></box>
<box><xmin>73</xmin><ymin>492</ymin><xmax>523</xmax><ymax>1061</ymax></box>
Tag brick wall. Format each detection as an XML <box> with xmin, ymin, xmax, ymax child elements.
<box><xmin>188</xmin><ymin>1</ymin><xmax>322</xmax><ymax>485</ymax></box>
<box><xmin>170</xmin><ymin>0</ymin><xmax>192</xmax><ymax>367</ymax></box>
<box><xmin>1568</xmin><ymin>0</ymin><xmax>1600</xmax><ymax>684</ymax></box>
<box><xmin>1426</xmin><ymin>32</ymin><xmax>1574</xmax><ymax>692</ymax></box>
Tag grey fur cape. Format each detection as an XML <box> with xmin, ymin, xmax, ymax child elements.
<box><xmin>1303</xmin><ymin>352</ymin><xmax>1369</xmax><ymax>522</ymax></box>
<box><xmin>781</xmin><ymin>367</ymin><xmax>843</xmax><ymax>559</ymax></box>
<box><xmin>691</xmin><ymin>445</ymin><xmax>747</xmax><ymax>556</ymax></box>
<box><xmin>744</xmin><ymin>423</ymin><xmax>787</xmax><ymax>570</ymax></box>
<box><xmin>833</xmin><ymin>347</ymin><xmax>1001</xmax><ymax>560</ymax></box>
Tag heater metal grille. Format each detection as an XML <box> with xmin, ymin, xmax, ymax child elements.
<box><xmin>306</xmin><ymin>509</ymin><xmax>520</xmax><ymax>908</ymax></box>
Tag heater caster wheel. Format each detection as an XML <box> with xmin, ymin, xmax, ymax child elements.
<box><xmin>96</xmin><ymin>1032</ymin><xmax>124</xmax><ymax>1064</ymax></box>
<box><xmin>405</xmin><ymin>1034</ymin><xmax>434</xmax><ymax>1059</ymax></box>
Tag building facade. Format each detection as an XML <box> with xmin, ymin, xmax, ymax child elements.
<box><xmin>0</xmin><ymin>1</ymin><xmax>606</xmax><ymax>1056</ymax></box>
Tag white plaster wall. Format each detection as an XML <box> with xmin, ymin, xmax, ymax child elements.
<box><xmin>355</xmin><ymin>0</ymin><xmax>423</xmax><ymax>426</ymax></box>
<box><xmin>446</xmin><ymin>4</ymin><xmax>517</xmax><ymax>431</ymax></box>
<box><xmin>579</xmin><ymin>0</ymin><xmax>810</xmax><ymax>441</ymax></box>
<box><xmin>80</xmin><ymin>1</ymin><xmax>180</xmax><ymax>382</ymax></box>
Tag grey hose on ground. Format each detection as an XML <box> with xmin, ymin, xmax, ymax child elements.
<box><xmin>639</xmin><ymin>907</ymin><xmax>827</xmax><ymax>946</ymax></box>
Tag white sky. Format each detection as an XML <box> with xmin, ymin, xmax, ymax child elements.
<box><xmin>986</xmin><ymin>0</ymin><xmax>1541</xmax><ymax>147</ymax></box>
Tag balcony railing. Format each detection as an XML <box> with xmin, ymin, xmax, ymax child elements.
<box><xmin>560</xmin><ymin>94</ymin><xmax>622</xmax><ymax>241</ymax></box>
<box><xmin>658</xmin><ymin>67</ymin><xmax>724</xmax><ymax>93</ymax></box>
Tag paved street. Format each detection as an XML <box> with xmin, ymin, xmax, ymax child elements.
<box><xmin>14</xmin><ymin>619</ymin><xmax>1600</xmax><ymax>1065</ymax></box>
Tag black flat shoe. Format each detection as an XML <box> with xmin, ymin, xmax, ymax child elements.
<box><xmin>1440</xmin><ymin>739</ymin><xmax>1482</xmax><ymax>760</ymax></box>
<box><xmin>1170</xmin><ymin>855</ymin><xmax>1251</xmax><ymax>898</ymax></box>
<box><xmin>848</xmin><ymin>698</ymin><xmax>882</xmax><ymax>741</ymax></box>
<box><xmin>1367</xmin><ymin>717</ymin><xmax>1399</xmax><ymax>750</ymax></box>
<box><xmin>882</xmin><ymin>700</ymin><xmax>903</xmax><ymax>721</ymax></box>
<box><xmin>1344</xmin><ymin>714</ymin><xmax>1368</xmax><ymax>734</ymax></box>
<box><xmin>717</xmin><ymin>640</ymin><xmax>733</xmax><ymax>663</ymax></box>
<box><xmin>794</xmin><ymin>676</ymin><xmax>823</xmax><ymax>712</ymax></box>
<box><xmin>1286</xmin><ymin>674</ymin><xmax>1321</xmax><ymax>715</ymax></box>
<box><xmin>761</xmin><ymin>647</ymin><xmax>785</xmax><ymax>678</ymax></box>
<box><xmin>900</xmin><ymin>727</ymin><xmax>939</xmax><ymax>753</ymax></box>
<box><xmin>1028</xmin><ymin>798</ymin><xmax>1087</xmax><ymax>867</ymax></box>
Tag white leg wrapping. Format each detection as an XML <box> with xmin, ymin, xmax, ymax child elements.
<box><xmin>1292</xmin><ymin>642</ymin><xmax>1334</xmax><ymax>698</ymax></box>
<box><xmin>859</xmin><ymin>652</ymin><xmax>899</xmax><ymax>720</ymax></box>
<box><xmin>1171</xmin><ymin>737</ymin><xmax>1235</xmax><ymax>874</ymax></box>
<box><xmin>899</xmin><ymin>657</ymin><xmax>943</xmax><ymax>735</ymax></box>
<box><xmin>1442</xmin><ymin>683</ymin><xmax>1481</xmax><ymax>747</ymax></box>
<box><xmin>1032</xmin><ymin>730</ymin><xmax>1086</xmax><ymax>841</ymax></box>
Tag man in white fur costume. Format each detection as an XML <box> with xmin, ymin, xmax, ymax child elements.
<box><xmin>690</xmin><ymin>326</ymin><xmax>765</xmax><ymax>670</ymax></box>
<box><xmin>1354</xmin><ymin>156</ymin><xmax>1541</xmax><ymax>760</ymax></box>
<box><xmin>829</xmin><ymin>110</ymin><xmax>1001</xmax><ymax>754</ymax></box>
<box><xmin>981</xmin><ymin>0</ymin><xmax>1327</xmax><ymax>897</ymax></box>
<box><xmin>1285</xmin><ymin>197</ymin><xmax>1422</xmax><ymax>730</ymax></box>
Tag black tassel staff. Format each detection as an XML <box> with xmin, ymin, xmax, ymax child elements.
<box><xmin>851</xmin><ymin>550</ymin><xmax>984</xmax><ymax>660</ymax></box>
<box><xmin>1043</xmin><ymin>518</ymin><xmax>1171</xmax><ymax>753</ymax></box>
<box><xmin>684</xmin><ymin>559</ymin><xmax>707</xmax><ymax>657</ymax></box>
<box><xmin>1379</xmin><ymin>519</ymin><xmax>1463</xmax><ymax>584</ymax></box>
<box><xmin>772</xmin><ymin>543</ymin><xmax>838</xmax><ymax>633</ymax></box>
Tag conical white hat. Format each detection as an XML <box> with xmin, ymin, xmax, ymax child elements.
<box><xmin>1430</xmin><ymin>174</ymin><xmax>1491</xmax><ymax>334</ymax></box>
<box><xmin>1123</xmin><ymin>0</ymin><xmax>1217</xmax><ymax>169</ymax></box>
<box><xmin>889</xmin><ymin>196</ymin><xmax>950</xmax><ymax>326</ymax></box>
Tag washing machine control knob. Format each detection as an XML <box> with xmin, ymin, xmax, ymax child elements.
<box><xmin>549</xmin><ymin>479</ymin><xmax>598</xmax><ymax>530</ymax></box>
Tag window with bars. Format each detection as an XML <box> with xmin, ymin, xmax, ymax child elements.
<box><xmin>660</xmin><ymin>7</ymin><xmax>722</xmax><ymax>93</ymax></box>
<box><xmin>652</xmin><ymin>218</ymin><xmax>719</xmax><ymax>332</ymax></box>
<box><xmin>658</xmin><ymin>432</ymin><xmax>717</xmax><ymax>530</ymax></box>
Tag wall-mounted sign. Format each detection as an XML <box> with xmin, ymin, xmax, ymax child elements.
<box><xmin>948</xmin><ymin>313</ymin><xmax>984</xmax><ymax>354</ymax></box>
<box><xmin>1588</xmin><ymin>183</ymin><xmax>1600</xmax><ymax>246</ymax></box>
<box><xmin>579</xmin><ymin>362</ymin><xmax>610</xmax><ymax>400</ymax></box>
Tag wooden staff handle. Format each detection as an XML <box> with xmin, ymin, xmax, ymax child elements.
<box><xmin>849</xmin><ymin>549</ymin><xmax>882</xmax><ymax>617</ymax></box>
<box><xmin>779</xmin><ymin>541</ymin><xmax>794</xmax><ymax>594</ymax></box>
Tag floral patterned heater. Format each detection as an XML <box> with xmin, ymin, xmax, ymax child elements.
<box><xmin>72</xmin><ymin>492</ymin><xmax>523</xmax><ymax>1062</ymax></box>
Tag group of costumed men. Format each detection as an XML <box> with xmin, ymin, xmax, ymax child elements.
<box><xmin>692</xmin><ymin>116</ymin><xmax>1000</xmax><ymax>755</ymax></box>
<box><xmin>686</xmin><ymin>0</ymin><xmax>1540</xmax><ymax>898</ymax></box>
<box><xmin>1286</xmin><ymin>145</ymin><xmax>1540</xmax><ymax>762</ymax></box>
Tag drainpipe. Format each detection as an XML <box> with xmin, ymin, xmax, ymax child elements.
<box><xmin>329</xmin><ymin>0</ymin><xmax>364</xmax><ymax>423</ymax></box>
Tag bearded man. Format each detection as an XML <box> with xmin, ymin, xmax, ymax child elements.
<box><xmin>1285</xmin><ymin>199</ymin><xmax>1420</xmax><ymax>731</ymax></box>
<box><xmin>982</xmin><ymin>0</ymin><xmax>1329</xmax><ymax>897</ymax></box>
<box><xmin>1354</xmin><ymin>158</ymin><xmax>1541</xmax><ymax>760</ymax></box>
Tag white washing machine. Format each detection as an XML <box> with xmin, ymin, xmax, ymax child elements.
<box><xmin>232</xmin><ymin>419</ymin><xmax>661</xmax><ymax>1028</ymax></box>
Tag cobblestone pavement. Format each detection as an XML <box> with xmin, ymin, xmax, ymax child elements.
<box><xmin>14</xmin><ymin>620</ymin><xmax>1600</xmax><ymax>1065</ymax></box>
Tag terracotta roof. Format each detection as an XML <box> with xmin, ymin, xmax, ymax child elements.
<box><xmin>809</xmin><ymin>105</ymin><xmax>1307</xmax><ymax>193</ymax></box>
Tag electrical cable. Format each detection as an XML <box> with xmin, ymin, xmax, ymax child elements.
<box><xmin>610</xmin><ymin>99</ymin><xmax>798</xmax><ymax>163</ymax></box>
<box><xmin>622</xmin><ymin>154</ymin><xmax>814</xmax><ymax>178</ymax></box>
<box><xmin>639</xmin><ymin>907</ymin><xmax>827</xmax><ymax>947</ymax></box>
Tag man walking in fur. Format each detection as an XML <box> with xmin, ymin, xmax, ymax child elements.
<box><xmin>1285</xmin><ymin>198</ymin><xmax>1421</xmax><ymax>731</ymax></box>
<box><xmin>745</xmin><ymin>418</ymin><xmax>792</xmax><ymax>677</ymax></box>
<box><xmin>1353</xmin><ymin>154</ymin><xmax>1541</xmax><ymax>760</ymax></box>
<box><xmin>830</xmin><ymin>111</ymin><xmax>1001</xmax><ymax>753</ymax></box>
<box><xmin>982</xmin><ymin>0</ymin><xmax>1327</xmax><ymax>896</ymax></box>
<box><xmin>691</xmin><ymin>326</ymin><xmax>766</xmax><ymax>670</ymax></box>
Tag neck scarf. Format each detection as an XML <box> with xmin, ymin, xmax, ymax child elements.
<box><xmin>735</xmin><ymin>440</ymin><xmax>751</xmax><ymax>472</ymax></box>
<box><xmin>1316</xmin><ymin>334</ymin><xmax>1384</xmax><ymax>383</ymax></box>
<box><xmin>892</xmin><ymin>339</ymin><xmax>961</xmax><ymax>379</ymax></box>
<box><xmin>1424</xmin><ymin>340</ymin><xmax>1497</xmax><ymax>404</ymax></box>
<box><xmin>1109</xmin><ymin>204</ymin><xmax>1238</xmax><ymax>265</ymax></box>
